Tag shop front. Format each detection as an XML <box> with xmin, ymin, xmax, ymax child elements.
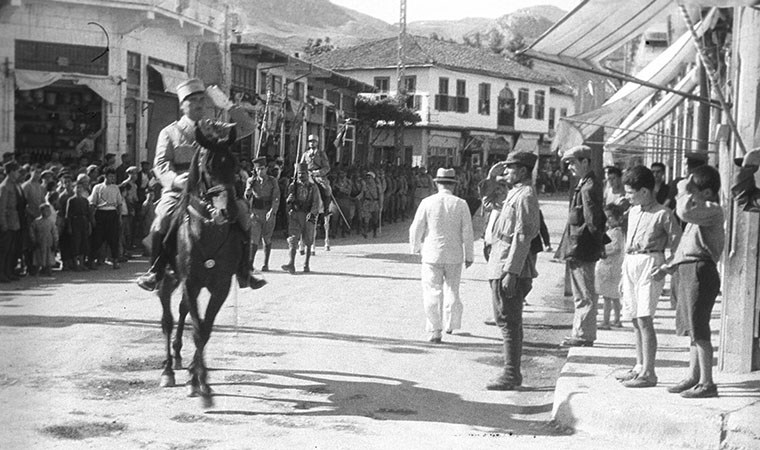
<box><xmin>13</xmin><ymin>40</ymin><xmax>117</xmax><ymax>164</ymax></box>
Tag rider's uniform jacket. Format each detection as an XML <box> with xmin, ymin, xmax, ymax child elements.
<box><xmin>245</xmin><ymin>174</ymin><xmax>280</xmax><ymax>211</ymax></box>
<box><xmin>154</xmin><ymin>115</ymin><xmax>198</xmax><ymax>193</ymax></box>
<box><xmin>300</xmin><ymin>149</ymin><xmax>330</xmax><ymax>178</ymax></box>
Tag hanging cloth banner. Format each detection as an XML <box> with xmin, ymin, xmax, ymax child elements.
<box><xmin>14</xmin><ymin>70</ymin><xmax>64</xmax><ymax>90</ymax></box>
<box><xmin>15</xmin><ymin>70</ymin><xmax>120</xmax><ymax>104</ymax></box>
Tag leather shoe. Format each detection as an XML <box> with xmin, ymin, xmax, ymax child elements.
<box><xmin>281</xmin><ymin>264</ymin><xmax>296</xmax><ymax>275</ymax></box>
<box><xmin>622</xmin><ymin>375</ymin><xmax>658</xmax><ymax>388</ymax></box>
<box><xmin>614</xmin><ymin>369</ymin><xmax>639</xmax><ymax>382</ymax></box>
<box><xmin>261</xmin><ymin>265</ymin><xmax>270</xmax><ymax>272</ymax></box>
<box><xmin>667</xmin><ymin>378</ymin><xmax>698</xmax><ymax>394</ymax></box>
<box><xmin>680</xmin><ymin>383</ymin><xmax>718</xmax><ymax>398</ymax></box>
<box><xmin>303</xmin><ymin>265</ymin><xmax>310</xmax><ymax>273</ymax></box>
<box><xmin>484</xmin><ymin>319</ymin><xmax>497</xmax><ymax>326</ymax></box>
<box><xmin>561</xmin><ymin>338</ymin><xmax>594</xmax><ymax>347</ymax></box>
<box><xmin>137</xmin><ymin>272</ymin><xmax>158</xmax><ymax>291</ymax></box>
<box><xmin>486</xmin><ymin>375</ymin><xmax>521</xmax><ymax>391</ymax></box>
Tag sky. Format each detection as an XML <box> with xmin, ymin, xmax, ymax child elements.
<box><xmin>330</xmin><ymin>0</ymin><xmax>580</xmax><ymax>23</ymax></box>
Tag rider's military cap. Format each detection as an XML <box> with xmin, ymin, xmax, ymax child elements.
<box><xmin>177</xmin><ymin>78</ymin><xmax>206</xmax><ymax>103</ymax></box>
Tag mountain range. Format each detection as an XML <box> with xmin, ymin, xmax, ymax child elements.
<box><xmin>231</xmin><ymin>0</ymin><xmax>567</xmax><ymax>55</ymax></box>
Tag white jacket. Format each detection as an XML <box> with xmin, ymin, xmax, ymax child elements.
<box><xmin>409</xmin><ymin>189</ymin><xmax>474</xmax><ymax>265</ymax></box>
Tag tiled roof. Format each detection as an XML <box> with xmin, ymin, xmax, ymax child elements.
<box><xmin>310</xmin><ymin>35</ymin><xmax>560</xmax><ymax>85</ymax></box>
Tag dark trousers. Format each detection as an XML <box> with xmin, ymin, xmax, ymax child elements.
<box><xmin>0</xmin><ymin>229</ymin><xmax>20</xmax><ymax>279</ymax></box>
<box><xmin>90</xmin><ymin>210</ymin><xmax>120</xmax><ymax>261</ymax></box>
<box><xmin>490</xmin><ymin>276</ymin><xmax>533</xmax><ymax>385</ymax></box>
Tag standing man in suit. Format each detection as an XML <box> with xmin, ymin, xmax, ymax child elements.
<box><xmin>556</xmin><ymin>145</ymin><xmax>607</xmax><ymax>347</ymax></box>
<box><xmin>0</xmin><ymin>162</ymin><xmax>23</xmax><ymax>282</ymax></box>
<box><xmin>485</xmin><ymin>152</ymin><xmax>540</xmax><ymax>390</ymax></box>
<box><xmin>409</xmin><ymin>168</ymin><xmax>474</xmax><ymax>344</ymax></box>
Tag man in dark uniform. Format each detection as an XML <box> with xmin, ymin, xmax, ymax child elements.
<box><xmin>282</xmin><ymin>163</ymin><xmax>321</xmax><ymax>274</ymax></box>
<box><xmin>136</xmin><ymin>78</ymin><xmax>263</xmax><ymax>291</ymax></box>
<box><xmin>245</xmin><ymin>156</ymin><xmax>280</xmax><ymax>272</ymax></box>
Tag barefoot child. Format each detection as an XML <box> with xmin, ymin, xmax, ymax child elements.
<box><xmin>596</xmin><ymin>203</ymin><xmax>626</xmax><ymax>329</ymax></box>
<box><xmin>652</xmin><ymin>165</ymin><xmax>723</xmax><ymax>398</ymax></box>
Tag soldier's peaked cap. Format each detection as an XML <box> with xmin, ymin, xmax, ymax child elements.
<box><xmin>176</xmin><ymin>78</ymin><xmax>206</xmax><ymax>103</ymax></box>
<box><xmin>252</xmin><ymin>156</ymin><xmax>267</xmax><ymax>166</ymax></box>
<box><xmin>505</xmin><ymin>152</ymin><xmax>538</xmax><ymax>171</ymax></box>
<box><xmin>561</xmin><ymin>145</ymin><xmax>592</xmax><ymax>161</ymax></box>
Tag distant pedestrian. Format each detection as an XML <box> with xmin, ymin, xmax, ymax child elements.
<box><xmin>653</xmin><ymin>165</ymin><xmax>723</xmax><ymax>398</ymax></box>
<box><xmin>617</xmin><ymin>165</ymin><xmax>681</xmax><ymax>389</ymax></box>
<box><xmin>555</xmin><ymin>146</ymin><xmax>607</xmax><ymax>348</ymax></box>
<box><xmin>281</xmin><ymin>163</ymin><xmax>321</xmax><ymax>274</ymax></box>
<box><xmin>245</xmin><ymin>156</ymin><xmax>280</xmax><ymax>272</ymax></box>
<box><xmin>65</xmin><ymin>182</ymin><xmax>92</xmax><ymax>271</ymax></box>
<box><xmin>29</xmin><ymin>203</ymin><xmax>58</xmax><ymax>277</ymax></box>
<box><xmin>484</xmin><ymin>152</ymin><xmax>540</xmax><ymax>390</ymax></box>
<box><xmin>409</xmin><ymin>168</ymin><xmax>474</xmax><ymax>344</ymax></box>
<box><xmin>88</xmin><ymin>167</ymin><xmax>124</xmax><ymax>270</ymax></box>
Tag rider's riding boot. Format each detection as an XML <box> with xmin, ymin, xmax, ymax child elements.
<box><xmin>281</xmin><ymin>247</ymin><xmax>296</xmax><ymax>274</ymax></box>
<box><xmin>238</xmin><ymin>237</ymin><xmax>266</xmax><ymax>290</ymax></box>
<box><xmin>262</xmin><ymin>244</ymin><xmax>272</xmax><ymax>272</ymax></box>
<box><xmin>137</xmin><ymin>231</ymin><xmax>166</xmax><ymax>291</ymax></box>
<box><xmin>303</xmin><ymin>246</ymin><xmax>312</xmax><ymax>273</ymax></box>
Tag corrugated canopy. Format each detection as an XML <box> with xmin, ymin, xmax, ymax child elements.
<box><xmin>606</xmin><ymin>66</ymin><xmax>699</xmax><ymax>148</ymax></box>
<box><xmin>528</xmin><ymin>0</ymin><xmax>756</xmax><ymax>65</ymax></box>
<box><xmin>550</xmin><ymin>7</ymin><xmax>718</xmax><ymax>152</ymax></box>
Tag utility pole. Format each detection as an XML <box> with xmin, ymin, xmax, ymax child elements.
<box><xmin>394</xmin><ymin>0</ymin><xmax>407</xmax><ymax>165</ymax></box>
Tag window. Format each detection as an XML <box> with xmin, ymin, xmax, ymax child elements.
<box><xmin>534</xmin><ymin>90</ymin><xmax>545</xmax><ymax>120</ymax></box>
<box><xmin>478</xmin><ymin>83</ymin><xmax>490</xmax><ymax>115</ymax></box>
<box><xmin>548</xmin><ymin>107</ymin><xmax>556</xmax><ymax>131</ymax></box>
<box><xmin>517</xmin><ymin>88</ymin><xmax>532</xmax><ymax>119</ymax></box>
<box><xmin>456</xmin><ymin>79</ymin><xmax>466</xmax><ymax>97</ymax></box>
<box><xmin>374</xmin><ymin>76</ymin><xmax>390</xmax><ymax>93</ymax></box>
<box><xmin>288</xmin><ymin>80</ymin><xmax>303</xmax><ymax>101</ymax></box>
<box><xmin>259</xmin><ymin>71</ymin><xmax>269</xmax><ymax>94</ymax></box>
<box><xmin>497</xmin><ymin>87</ymin><xmax>515</xmax><ymax>127</ymax></box>
<box><xmin>439</xmin><ymin>77</ymin><xmax>449</xmax><ymax>95</ymax></box>
<box><xmin>127</xmin><ymin>51</ymin><xmax>141</xmax><ymax>87</ymax></box>
<box><xmin>402</xmin><ymin>75</ymin><xmax>416</xmax><ymax>93</ymax></box>
<box><xmin>560</xmin><ymin>108</ymin><xmax>568</xmax><ymax>118</ymax></box>
<box><xmin>272</xmin><ymin>75</ymin><xmax>283</xmax><ymax>95</ymax></box>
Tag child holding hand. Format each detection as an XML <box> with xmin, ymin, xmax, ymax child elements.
<box><xmin>596</xmin><ymin>203</ymin><xmax>626</xmax><ymax>329</ymax></box>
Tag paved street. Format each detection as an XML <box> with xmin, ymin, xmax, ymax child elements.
<box><xmin>0</xmin><ymin>197</ymin><xmax>631</xmax><ymax>449</ymax></box>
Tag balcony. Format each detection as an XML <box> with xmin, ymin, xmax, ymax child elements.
<box><xmin>434</xmin><ymin>95</ymin><xmax>469</xmax><ymax>113</ymax></box>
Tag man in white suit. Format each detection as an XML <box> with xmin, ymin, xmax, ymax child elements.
<box><xmin>410</xmin><ymin>168</ymin><xmax>475</xmax><ymax>343</ymax></box>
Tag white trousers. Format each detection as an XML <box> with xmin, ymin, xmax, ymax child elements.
<box><xmin>421</xmin><ymin>262</ymin><xmax>463</xmax><ymax>333</ymax></box>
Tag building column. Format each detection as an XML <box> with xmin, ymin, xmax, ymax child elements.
<box><xmin>720</xmin><ymin>6</ymin><xmax>760</xmax><ymax>373</ymax></box>
<box><xmin>107</xmin><ymin>37</ymin><xmax>127</xmax><ymax>156</ymax></box>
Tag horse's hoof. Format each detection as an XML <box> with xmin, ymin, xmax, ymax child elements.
<box><xmin>160</xmin><ymin>373</ymin><xmax>175</xmax><ymax>388</ymax></box>
<box><xmin>200</xmin><ymin>393</ymin><xmax>214</xmax><ymax>408</ymax></box>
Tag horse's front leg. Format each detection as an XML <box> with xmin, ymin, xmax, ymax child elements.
<box><xmin>158</xmin><ymin>278</ymin><xmax>177</xmax><ymax>388</ymax></box>
<box><xmin>172</xmin><ymin>296</ymin><xmax>189</xmax><ymax>370</ymax></box>
<box><xmin>183</xmin><ymin>280</ymin><xmax>206</xmax><ymax>402</ymax></box>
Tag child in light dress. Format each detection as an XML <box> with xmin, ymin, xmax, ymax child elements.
<box><xmin>596</xmin><ymin>204</ymin><xmax>625</xmax><ymax>329</ymax></box>
<box><xmin>30</xmin><ymin>203</ymin><xmax>59</xmax><ymax>276</ymax></box>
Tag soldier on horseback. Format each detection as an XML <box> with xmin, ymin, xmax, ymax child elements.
<box><xmin>136</xmin><ymin>78</ymin><xmax>264</xmax><ymax>292</ymax></box>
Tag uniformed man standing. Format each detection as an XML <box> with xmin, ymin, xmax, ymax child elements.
<box><xmin>136</xmin><ymin>78</ymin><xmax>263</xmax><ymax>291</ymax></box>
<box><xmin>282</xmin><ymin>163</ymin><xmax>321</xmax><ymax>274</ymax></box>
<box><xmin>245</xmin><ymin>156</ymin><xmax>280</xmax><ymax>272</ymax></box>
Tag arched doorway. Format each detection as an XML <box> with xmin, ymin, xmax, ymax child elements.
<box><xmin>497</xmin><ymin>87</ymin><xmax>515</xmax><ymax>128</ymax></box>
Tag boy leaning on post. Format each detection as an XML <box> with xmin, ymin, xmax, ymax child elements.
<box><xmin>651</xmin><ymin>164</ymin><xmax>724</xmax><ymax>398</ymax></box>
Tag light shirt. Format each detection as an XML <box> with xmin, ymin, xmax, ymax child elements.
<box><xmin>89</xmin><ymin>182</ymin><xmax>123</xmax><ymax>211</ymax></box>
<box><xmin>626</xmin><ymin>200</ymin><xmax>681</xmax><ymax>254</ymax></box>
<box><xmin>409</xmin><ymin>189</ymin><xmax>474</xmax><ymax>265</ymax></box>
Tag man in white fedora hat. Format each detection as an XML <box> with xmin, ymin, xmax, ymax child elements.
<box><xmin>136</xmin><ymin>78</ymin><xmax>264</xmax><ymax>291</ymax></box>
<box><xmin>409</xmin><ymin>167</ymin><xmax>474</xmax><ymax>343</ymax></box>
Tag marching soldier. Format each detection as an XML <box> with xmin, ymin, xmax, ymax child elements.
<box><xmin>282</xmin><ymin>163</ymin><xmax>321</xmax><ymax>274</ymax></box>
<box><xmin>136</xmin><ymin>78</ymin><xmax>264</xmax><ymax>291</ymax></box>
<box><xmin>245</xmin><ymin>156</ymin><xmax>280</xmax><ymax>272</ymax></box>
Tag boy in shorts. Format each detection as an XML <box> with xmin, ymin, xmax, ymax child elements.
<box><xmin>652</xmin><ymin>165</ymin><xmax>723</xmax><ymax>398</ymax></box>
<box><xmin>618</xmin><ymin>166</ymin><xmax>681</xmax><ymax>388</ymax></box>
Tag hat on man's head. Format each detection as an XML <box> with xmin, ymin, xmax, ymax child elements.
<box><xmin>76</xmin><ymin>173</ymin><xmax>90</xmax><ymax>184</ymax></box>
<box><xmin>734</xmin><ymin>146</ymin><xmax>760</xmax><ymax>167</ymax></box>
<box><xmin>176</xmin><ymin>78</ymin><xmax>206</xmax><ymax>103</ymax></box>
<box><xmin>86</xmin><ymin>164</ymin><xmax>99</xmax><ymax>173</ymax></box>
<box><xmin>40</xmin><ymin>169</ymin><xmax>55</xmax><ymax>179</ymax></box>
<box><xmin>307</xmin><ymin>134</ymin><xmax>318</xmax><ymax>142</ymax></box>
<box><xmin>433</xmin><ymin>168</ymin><xmax>457</xmax><ymax>183</ymax></box>
<box><xmin>365</xmin><ymin>171</ymin><xmax>376</xmax><ymax>179</ymax></box>
<box><xmin>684</xmin><ymin>151</ymin><xmax>708</xmax><ymax>169</ymax></box>
<box><xmin>505</xmin><ymin>152</ymin><xmax>538</xmax><ymax>171</ymax></box>
<box><xmin>561</xmin><ymin>145</ymin><xmax>592</xmax><ymax>161</ymax></box>
<box><xmin>252</xmin><ymin>156</ymin><xmax>267</xmax><ymax>166</ymax></box>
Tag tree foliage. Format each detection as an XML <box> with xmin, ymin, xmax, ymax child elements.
<box><xmin>356</xmin><ymin>95</ymin><xmax>421</xmax><ymax>127</ymax></box>
<box><xmin>504</xmin><ymin>34</ymin><xmax>533</xmax><ymax>68</ymax></box>
<box><xmin>303</xmin><ymin>36</ymin><xmax>335</xmax><ymax>56</ymax></box>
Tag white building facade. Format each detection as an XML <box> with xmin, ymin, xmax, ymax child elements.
<box><xmin>0</xmin><ymin>0</ymin><xmax>222</xmax><ymax>164</ymax></box>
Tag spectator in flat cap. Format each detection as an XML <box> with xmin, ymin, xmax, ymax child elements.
<box><xmin>556</xmin><ymin>145</ymin><xmax>607</xmax><ymax>348</ymax></box>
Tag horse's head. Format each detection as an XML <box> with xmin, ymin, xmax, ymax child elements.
<box><xmin>189</xmin><ymin>120</ymin><xmax>239</xmax><ymax>224</ymax></box>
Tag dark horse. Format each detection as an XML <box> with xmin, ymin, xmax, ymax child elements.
<box><xmin>156</xmin><ymin>121</ymin><xmax>244</xmax><ymax>407</ymax></box>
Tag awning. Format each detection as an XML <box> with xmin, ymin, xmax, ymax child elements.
<box><xmin>528</xmin><ymin>0</ymin><xmax>751</xmax><ymax>65</ymax></box>
<box><xmin>606</xmin><ymin>66</ymin><xmax>699</xmax><ymax>147</ymax></box>
<box><xmin>14</xmin><ymin>69</ymin><xmax>120</xmax><ymax>104</ymax></box>
<box><xmin>550</xmin><ymin>8</ymin><xmax>718</xmax><ymax>152</ymax></box>
<box><xmin>147</xmin><ymin>64</ymin><xmax>189</xmax><ymax>94</ymax></box>
<box><xmin>513</xmin><ymin>134</ymin><xmax>540</xmax><ymax>154</ymax></box>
